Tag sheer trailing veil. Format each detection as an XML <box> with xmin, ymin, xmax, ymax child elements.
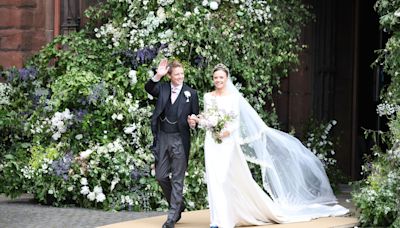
<box><xmin>226</xmin><ymin>79</ymin><xmax>343</xmax><ymax>207</ymax></box>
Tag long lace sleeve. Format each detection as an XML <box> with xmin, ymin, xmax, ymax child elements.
<box><xmin>224</xmin><ymin>94</ymin><xmax>240</xmax><ymax>134</ymax></box>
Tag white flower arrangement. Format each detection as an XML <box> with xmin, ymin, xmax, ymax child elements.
<box><xmin>75</xmin><ymin>134</ymin><xmax>83</xmax><ymax>140</ymax></box>
<box><xmin>305</xmin><ymin>119</ymin><xmax>338</xmax><ymax>168</ymax></box>
<box><xmin>376</xmin><ymin>101</ymin><xmax>400</xmax><ymax>116</ymax></box>
<box><xmin>80</xmin><ymin>186</ymin><xmax>90</xmax><ymax>195</ymax></box>
<box><xmin>128</xmin><ymin>70</ymin><xmax>138</xmax><ymax>85</ymax></box>
<box><xmin>50</xmin><ymin>109</ymin><xmax>74</xmax><ymax>141</ymax></box>
<box><xmin>80</xmin><ymin>177</ymin><xmax>88</xmax><ymax>185</ymax></box>
<box><xmin>96</xmin><ymin>192</ymin><xmax>106</xmax><ymax>202</ymax></box>
<box><xmin>209</xmin><ymin>1</ymin><xmax>219</xmax><ymax>10</ymax></box>
<box><xmin>80</xmin><ymin>149</ymin><xmax>93</xmax><ymax>159</ymax></box>
<box><xmin>93</xmin><ymin>185</ymin><xmax>103</xmax><ymax>194</ymax></box>
<box><xmin>0</xmin><ymin>83</ymin><xmax>12</xmax><ymax>105</ymax></box>
<box><xmin>87</xmin><ymin>191</ymin><xmax>96</xmax><ymax>201</ymax></box>
<box><xmin>112</xmin><ymin>113</ymin><xmax>124</xmax><ymax>121</ymax></box>
<box><xmin>395</xmin><ymin>9</ymin><xmax>400</xmax><ymax>17</ymax></box>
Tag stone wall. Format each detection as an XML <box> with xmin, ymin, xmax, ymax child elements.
<box><xmin>0</xmin><ymin>0</ymin><xmax>54</xmax><ymax>68</ymax></box>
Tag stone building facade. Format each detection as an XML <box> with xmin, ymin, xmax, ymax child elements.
<box><xmin>0</xmin><ymin>0</ymin><xmax>96</xmax><ymax>69</ymax></box>
<box><xmin>0</xmin><ymin>0</ymin><xmax>53</xmax><ymax>68</ymax></box>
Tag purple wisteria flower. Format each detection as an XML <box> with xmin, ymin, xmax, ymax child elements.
<box><xmin>115</xmin><ymin>43</ymin><xmax>168</xmax><ymax>70</ymax></box>
<box><xmin>130</xmin><ymin>165</ymin><xmax>149</xmax><ymax>181</ymax></box>
<box><xmin>193</xmin><ymin>55</ymin><xmax>207</xmax><ymax>68</ymax></box>
<box><xmin>18</xmin><ymin>67</ymin><xmax>38</xmax><ymax>81</ymax></box>
<box><xmin>78</xmin><ymin>97</ymin><xmax>88</xmax><ymax>105</ymax></box>
<box><xmin>52</xmin><ymin>152</ymin><xmax>74</xmax><ymax>180</ymax></box>
<box><xmin>73</xmin><ymin>109</ymin><xmax>88</xmax><ymax>122</ymax></box>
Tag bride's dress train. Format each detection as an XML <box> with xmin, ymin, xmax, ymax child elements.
<box><xmin>203</xmin><ymin>92</ymin><xmax>348</xmax><ymax>228</ymax></box>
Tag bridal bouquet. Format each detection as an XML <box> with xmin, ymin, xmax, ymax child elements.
<box><xmin>198</xmin><ymin>103</ymin><xmax>236</xmax><ymax>143</ymax></box>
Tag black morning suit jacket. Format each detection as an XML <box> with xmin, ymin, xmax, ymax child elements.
<box><xmin>145</xmin><ymin>79</ymin><xmax>199</xmax><ymax>162</ymax></box>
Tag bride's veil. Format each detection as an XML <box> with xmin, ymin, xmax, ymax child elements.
<box><xmin>223</xmin><ymin>68</ymin><xmax>338</xmax><ymax>206</ymax></box>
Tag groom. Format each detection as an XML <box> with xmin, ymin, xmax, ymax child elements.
<box><xmin>145</xmin><ymin>59</ymin><xmax>199</xmax><ymax>228</ymax></box>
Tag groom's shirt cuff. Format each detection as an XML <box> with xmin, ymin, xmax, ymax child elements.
<box><xmin>151</xmin><ymin>76</ymin><xmax>160</xmax><ymax>82</ymax></box>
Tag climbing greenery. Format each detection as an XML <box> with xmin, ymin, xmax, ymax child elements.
<box><xmin>0</xmin><ymin>0</ymin><xmax>311</xmax><ymax>211</ymax></box>
<box><xmin>351</xmin><ymin>1</ymin><xmax>400</xmax><ymax>227</ymax></box>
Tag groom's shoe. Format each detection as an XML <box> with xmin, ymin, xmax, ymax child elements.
<box><xmin>175</xmin><ymin>203</ymin><xmax>186</xmax><ymax>223</ymax></box>
<box><xmin>162</xmin><ymin>219</ymin><xmax>175</xmax><ymax>228</ymax></box>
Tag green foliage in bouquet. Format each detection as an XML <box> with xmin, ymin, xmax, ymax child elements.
<box><xmin>351</xmin><ymin>0</ymin><xmax>400</xmax><ymax>227</ymax></box>
<box><xmin>0</xmin><ymin>0</ymin><xmax>311</xmax><ymax>211</ymax></box>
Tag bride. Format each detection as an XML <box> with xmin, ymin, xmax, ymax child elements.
<box><xmin>193</xmin><ymin>64</ymin><xmax>349</xmax><ymax>228</ymax></box>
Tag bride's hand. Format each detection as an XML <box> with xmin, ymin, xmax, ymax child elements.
<box><xmin>219</xmin><ymin>131</ymin><xmax>230</xmax><ymax>139</ymax></box>
<box><xmin>190</xmin><ymin>114</ymin><xmax>201</xmax><ymax>123</ymax></box>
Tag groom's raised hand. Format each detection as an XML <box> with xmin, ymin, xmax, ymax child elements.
<box><xmin>153</xmin><ymin>58</ymin><xmax>169</xmax><ymax>81</ymax></box>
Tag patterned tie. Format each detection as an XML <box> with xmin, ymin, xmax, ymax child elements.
<box><xmin>171</xmin><ymin>87</ymin><xmax>178</xmax><ymax>104</ymax></box>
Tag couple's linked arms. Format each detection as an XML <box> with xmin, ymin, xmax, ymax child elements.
<box><xmin>189</xmin><ymin>111</ymin><xmax>236</xmax><ymax>141</ymax></box>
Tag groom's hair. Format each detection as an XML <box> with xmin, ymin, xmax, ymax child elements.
<box><xmin>168</xmin><ymin>60</ymin><xmax>183</xmax><ymax>74</ymax></box>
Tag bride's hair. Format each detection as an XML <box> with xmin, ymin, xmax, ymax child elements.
<box><xmin>212</xmin><ymin>63</ymin><xmax>230</xmax><ymax>77</ymax></box>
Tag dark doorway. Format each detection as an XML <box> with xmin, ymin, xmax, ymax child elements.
<box><xmin>355</xmin><ymin>0</ymin><xmax>388</xmax><ymax>179</ymax></box>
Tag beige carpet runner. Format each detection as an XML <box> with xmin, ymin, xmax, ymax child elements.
<box><xmin>98</xmin><ymin>209</ymin><xmax>358</xmax><ymax>228</ymax></box>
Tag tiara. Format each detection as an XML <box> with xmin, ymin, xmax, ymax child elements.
<box><xmin>212</xmin><ymin>63</ymin><xmax>230</xmax><ymax>73</ymax></box>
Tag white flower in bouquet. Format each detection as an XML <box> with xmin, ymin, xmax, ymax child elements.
<box><xmin>202</xmin><ymin>0</ymin><xmax>208</xmax><ymax>7</ymax></box>
<box><xmin>75</xmin><ymin>134</ymin><xmax>83</xmax><ymax>140</ymax></box>
<box><xmin>198</xmin><ymin>102</ymin><xmax>236</xmax><ymax>143</ymax></box>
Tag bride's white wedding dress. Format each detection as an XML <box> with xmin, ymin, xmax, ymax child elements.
<box><xmin>202</xmin><ymin>92</ymin><xmax>348</xmax><ymax>228</ymax></box>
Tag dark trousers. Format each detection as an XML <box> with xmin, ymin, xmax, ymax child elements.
<box><xmin>155</xmin><ymin>131</ymin><xmax>187</xmax><ymax>222</ymax></box>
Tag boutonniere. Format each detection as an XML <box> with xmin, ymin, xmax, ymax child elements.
<box><xmin>184</xmin><ymin>91</ymin><xmax>191</xmax><ymax>102</ymax></box>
